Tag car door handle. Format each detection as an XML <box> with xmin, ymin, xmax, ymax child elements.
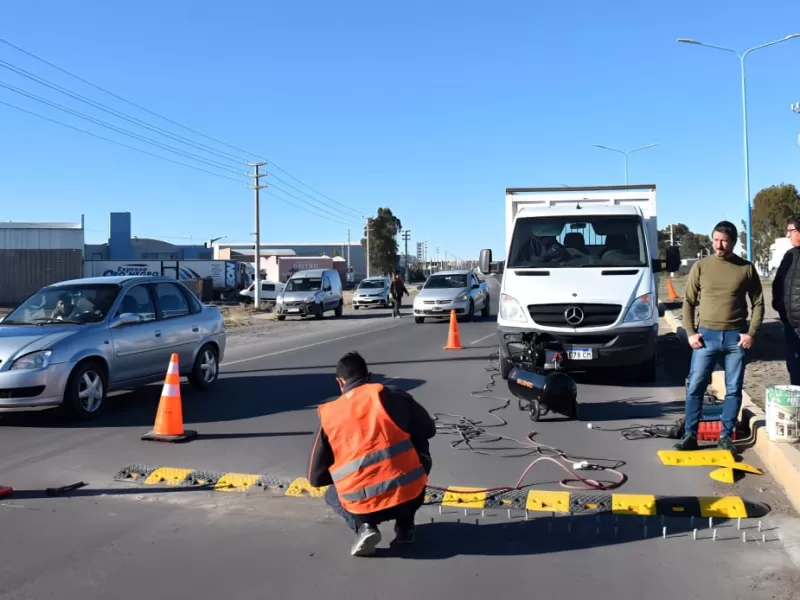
<box><xmin>155</xmin><ymin>330</ymin><xmax>162</xmax><ymax>337</ymax></box>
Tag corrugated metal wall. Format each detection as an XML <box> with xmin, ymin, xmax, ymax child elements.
<box><xmin>0</xmin><ymin>227</ymin><xmax>84</xmax><ymax>250</ymax></box>
<box><xmin>0</xmin><ymin>250</ymin><xmax>83</xmax><ymax>306</ymax></box>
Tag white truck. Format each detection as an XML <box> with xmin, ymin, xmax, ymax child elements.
<box><xmin>83</xmin><ymin>259</ymin><xmax>249</xmax><ymax>300</ymax></box>
<box><xmin>478</xmin><ymin>185</ymin><xmax>680</xmax><ymax>382</ymax></box>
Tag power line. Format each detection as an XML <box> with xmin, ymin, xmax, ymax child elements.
<box><xmin>270</xmin><ymin>172</ymin><xmax>362</xmax><ymax>218</ymax></box>
<box><xmin>267</xmin><ymin>186</ymin><xmax>360</xmax><ymax>227</ymax></box>
<box><xmin>0</xmin><ymin>58</ymin><xmax>247</xmax><ymax>167</ymax></box>
<box><xmin>0</xmin><ymin>99</ymin><xmax>245</xmax><ymax>183</ymax></box>
<box><xmin>0</xmin><ymin>79</ymin><xmax>247</xmax><ymax>177</ymax></box>
<box><xmin>0</xmin><ymin>37</ymin><xmax>365</xmax><ymax>215</ymax></box>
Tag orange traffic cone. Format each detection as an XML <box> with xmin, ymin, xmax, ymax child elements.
<box><xmin>141</xmin><ymin>353</ymin><xmax>197</xmax><ymax>443</ymax></box>
<box><xmin>444</xmin><ymin>309</ymin><xmax>463</xmax><ymax>350</ymax></box>
<box><xmin>667</xmin><ymin>279</ymin><xmax>680</xmax><ymax>300</ymax></box>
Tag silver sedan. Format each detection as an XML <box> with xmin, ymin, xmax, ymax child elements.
<box><xmin>0</xmin><ymin>275</ymin><xmax>226</xmax><ymax>420</ymax></box>
<box><xmin>413</xmin><ymin>270</ymin><xmax>490</xmax><ymax>323</ymax></box>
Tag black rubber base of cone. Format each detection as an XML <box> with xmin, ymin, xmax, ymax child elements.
<box><xmin>141</xmin><ymin>429</ymin><xmax>198</xmax><ymax>443</ymax></box>
<box><xmin>0</xmin><ymin>486</ymin><xmax>12</xmax><ymax>499</ymax></box>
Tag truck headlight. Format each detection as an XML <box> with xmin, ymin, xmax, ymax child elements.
<box><xmin>10</xmin><ymin>350</ymin><xmax>53</xmax><ymax>371</ymax></box>
<box><xmin>623</xmin><ymin>294</ymin><xmax>654</xmax><ymax>323</ymax></box>
<box><xmin>499</xmin><ymin>293</ymin><xmax>527</xmax><ymax>323</ymax></box>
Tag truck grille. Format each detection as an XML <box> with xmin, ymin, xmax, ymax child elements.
<box><xmin>528</xmin><ymin>303</ymin><xmax>622</xmax><ymax>328</ymax></box>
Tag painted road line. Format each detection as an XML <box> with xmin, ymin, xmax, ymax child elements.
<box><xmin>470</xmin><ymin>332</ymin><xmax>496</xmax><ymax>345</ymax></box>
<box><xmin>220</xmin><ymin>321</ymin><xmax>405</xmax><ymax>367</ymax></box>
<box><xmin>113</xmin><ymin>464</ymin><xmax>770</xmax><ymax>519</ymax></box>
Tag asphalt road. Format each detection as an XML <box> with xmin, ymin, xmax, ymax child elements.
<box><xmin>1</xmin><ymin>275</ymin><xmax>799</xmax><ymax>599</ymax></box>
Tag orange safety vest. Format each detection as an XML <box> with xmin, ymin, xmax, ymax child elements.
<box><xmin>318</xmin><ymin>382</ymin><xmax>428</xmax><ymax>515</ymax></box>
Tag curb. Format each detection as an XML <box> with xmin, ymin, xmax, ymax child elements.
<box><xmin>662</xmin><ymin>309</ymin><xmax>800</xmax><ymax>516</ymax></box>
<box><xmin>113</xmin><ymin>463</ymin><xmax>769</xmax><ymax>519</ymax></box>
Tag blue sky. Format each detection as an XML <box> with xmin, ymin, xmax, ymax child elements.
<box><xmin>1</xmin><ymin>1</ymin><xmax>799</xmax><ymax>261</ymax></box>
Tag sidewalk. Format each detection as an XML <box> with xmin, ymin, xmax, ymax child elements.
<box><xmin>662</xmin><ymin>290</ymin><xmax>800</xmax><ymax>518</ymax></box>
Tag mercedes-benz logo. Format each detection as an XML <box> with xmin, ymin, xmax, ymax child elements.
<box><xmin>564</xmin><ymin>306</ymin><xmax>584</xmax><ymax>325</ymax></box>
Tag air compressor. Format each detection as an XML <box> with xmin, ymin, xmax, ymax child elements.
<box><xmin>503</xmin><ymin>331</ymin><xmax>579</xmax><ymax>421</ymax></box>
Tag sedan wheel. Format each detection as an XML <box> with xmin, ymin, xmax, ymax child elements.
<box><xmin>189</xmin><ymin>344</ymin><xmax>219</xmax><ymax>390</ymax></box>
<box><xmin>64</xmin><ymin>361</ymin><xmax>107</xmax><ymax>420</ymax></box>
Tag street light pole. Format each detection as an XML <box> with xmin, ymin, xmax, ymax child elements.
<box><xmin>591</xmin><ymin>144</ymin><xmax>658</xmax><ymax>185</ymax></box>
<box><xmin>677</xmin><ymin>34</ymin><xmax>800</xmax><ymax>262</ymax></box>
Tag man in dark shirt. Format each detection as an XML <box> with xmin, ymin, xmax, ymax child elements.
<box><xmin>772</xmin><ymin>214</ymin><xmax>800</xmax><ymax>385</ymax></box>
<box><xmin>308</xmin><ymin>351</ymin><xmax>436</xmax><ymax>556</ymax></box>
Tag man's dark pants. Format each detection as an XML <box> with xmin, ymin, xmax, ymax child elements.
<box><xmin>784</xmin><ymin>324</ymin><xmax>800</xmax><ymax>385</ymax></box>
<box><xmin>392</xmin><ymin>296</ymin><xmax>402</xmax><ymax>317</ymax></box>
<box><xmin>324</xmin><ymin>485</ymin><xmax>425</xmax><ymax>533</ymax></box>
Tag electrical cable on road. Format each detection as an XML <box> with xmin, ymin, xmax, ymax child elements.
<box><xmin>429</xmin><ymin>353</ymin><xmax>628</xmax><ymax>494</ymax></box>
<box><xmin>587</xmin><ymin>421</ymin><xmax>684</xmax><ymax>441</ymax></box>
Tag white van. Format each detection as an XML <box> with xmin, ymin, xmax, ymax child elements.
<box><xmin>479</xmin><ymin>185</ymin><xmax>680</xmax><ymax>382</ymax></box>
<box><xmin>276</xmin><ymin>268</ymin><xmax>344</xmax><ymax>320</ymax></box>
<box><xmin>239</xmin><ymin>280</ymin><xmax>285</xmax><ymax>303</ymax></box>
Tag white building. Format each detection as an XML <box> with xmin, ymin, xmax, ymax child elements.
<box><xmin>767</xmin><ymin>237</ymin><xmax>793</xmax><ymax>277</ymax></box>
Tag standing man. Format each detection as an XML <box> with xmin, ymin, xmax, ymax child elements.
<box><xmin>390</xmin><ymin>272</ymin><xmax>409</xmax><ymax>319</ymax></box>
<box><xmin>675</xmin><ymin>220</ymin><xmax>764</xmax><ymax>452</ymax></box>
<box><xmin>771</xmin><ymin>214</ymin><xmax>800</xmax><ymax>384</ymax></box>
<box><xmin>308</xmin><ymin>351</ymin><xmax>436</xmax><ymax>557</ymax></box>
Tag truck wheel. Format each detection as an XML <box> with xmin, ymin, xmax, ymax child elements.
<box><xmin>277</xmin><ymin>314</ymin><xmax>286</xmax><ymax>321</ymax></box>
<box><xmin>353</xmin><ymin>305</ymin><xmax>360</xmax><ymax>310</ymax></box>
<box><xmin>415</xmin><ymin>317</ymin><xmax>424</xmax><ymax>324</ymax></box>
<box><xmin>63</xmin><ymin>360</ymin><xmax>108</xmax><ymax>421</ymax></box>
<box><xmin>334</xmin><ymin>300</ymin><xmax>343</xmax><ymax>317</ymax></box>
<box><xmin>500</xmin><ymin>356</ymin><xmax>512</xmax><ymax>379</ymax></box>
<box><xmin>636</xmin><ymin>354</ymin><xmax>658</xmax><ymax>383</ymax></box>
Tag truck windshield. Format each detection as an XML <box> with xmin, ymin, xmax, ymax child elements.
<box><xmin>285</xmin><ymin>277</ymin><xmax>322</xmax><ymax>292</ymax></box>
<box><xmin>507</xmin><ymin>215</ymin><xmax>648</xmax><ymax>269</ymax></box>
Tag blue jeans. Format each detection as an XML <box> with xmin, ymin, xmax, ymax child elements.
<box><xmin>684</xmin><ymin>327</ymin><xmax>747</xmax><ymax>438</ymax></box>
<box><xmin>783</xmin><ymin>324</ymin><xmax>800</xmax><ymax>385</ymax></box>
<box><xmin>324</xmin><ymin>484</ymin><xmax>424</xmax><ymax>533</ymax></box>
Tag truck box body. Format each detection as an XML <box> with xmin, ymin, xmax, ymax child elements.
<box><xmin>83</xmin><ymin>259</ymin><xmax>247</xmax><ymax>297</ymax></box>
<box><xmin>264</xmin><ymin>256</ymin><xmax>334</xmax><ymax>283</ymax></box>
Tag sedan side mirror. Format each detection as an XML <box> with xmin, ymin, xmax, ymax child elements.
<box><xmin>471</xmin><ymin>283</ymin><xmax>480</xmax><ymax>290</ymax></box>
<box><xmin>111</xmin><ymin>313</ymin><xmax>142</xmax><ymax>328</ymax></box>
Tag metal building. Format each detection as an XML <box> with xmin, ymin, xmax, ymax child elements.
<box><xmin>0</xmin><ymin>221</ymin><xmax>85</xmax><ymax>306</ymax></box>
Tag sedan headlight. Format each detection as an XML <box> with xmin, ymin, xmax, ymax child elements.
<box><xmin>305</xmin><ymin>295</ymin><xmax>316</xmax><ymax>303</ymax></box>
<box><xmin>456</xmin><ymin>293</ymin><xmax>469</xmax><ymax>302</ymax></box>
<box><xmin>623</xmin><ymin>293</ymin><xmax>654</xmax><ymax>323</ymax></box>
<box><xmin>10</xmin><ymin>350</ymin><xmax>53</xmax><ymax>371</ymax></box>
<box><xmin>499</xmin><ymin>293</ymin><xmax>527</xmax><ymax>323</ymax></box>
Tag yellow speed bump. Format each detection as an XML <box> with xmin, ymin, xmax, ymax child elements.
<box><xmin>657</xmin><ymin>449</ymin><xmax>762</xmax><ymax>475</ymax></box>
<box><xmin>442</xmin><ymin>487</ymin><xmax>488</xmax><ymax>508</ymax></box>
<box><xmin>144</xmin><ymin>467</ymin><xmax>193</xmax><ymax>486</ymax></box>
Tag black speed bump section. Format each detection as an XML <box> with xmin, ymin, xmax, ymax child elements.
<box><xmin>112</xmin><ymin>464</ymin><xmax>770</xmax><ymax>519</ymax></box>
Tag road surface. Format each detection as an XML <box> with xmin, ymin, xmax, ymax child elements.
<box><xmin>1</xmin><ymin>275</ymin><xmax>799</xmax><ymax>599</ymax></box>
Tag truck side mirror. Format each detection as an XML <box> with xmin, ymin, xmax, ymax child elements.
<box><xmin>665</xmin><ymin>246</ymin><xmax>681</xmax><ymax>273</ymax></box>
<box><xmin>479</xmin><ymin>249</ymin><xmax>492</xmax><ymax>274</ymax></box>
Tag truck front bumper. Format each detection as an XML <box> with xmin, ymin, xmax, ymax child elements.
<box><xmin>496</xmin><ymin>323</ymin><xmax>658</xmax><ymax>373</ymax></box>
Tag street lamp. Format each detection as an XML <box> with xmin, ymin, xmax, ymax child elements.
<box><xmin>677</xmin><ymin>34</ymin><xmax>800</xmax><ymax>262</ymax></box>
<box><xmin>591</xmin><ymin>144</ymin><xmax>658</xmax><ymax>185</ymax></box>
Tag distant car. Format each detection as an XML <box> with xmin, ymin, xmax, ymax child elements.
<box><xmin>0</xmin><ymin>275</ymin><xmax>226</xmax><ymax>420</ymax></box>
<box><xmin>413</xmin><ymin>270</ymin><xmax>490</xmax><ymax>324</ymax></box>
<box><xmin>352</xmin><ymin>277</ymin><xmax>391</xmax><ymax>309</ymax></box>
<box><xmin>276</xmin><ymin>268</ymin><xmax>344</xmax><ymax>320</ymax></box>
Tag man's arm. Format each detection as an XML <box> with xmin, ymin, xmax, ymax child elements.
<box><xmin>772</xmin><ymin>252</ymin><xmax>790</xmax><ymax>313</ymax></box>
<box><xmin>682</xmin><ymin>262</ymin><xmax>702</xmax><ymax>336</ymax></box>
<box><xmin>307</xmin><ymin>426</ymin><xmax>335</xmax><ymax>488</ymax></box>
<box><xmin>381</xmin><ymin>386</ymin><xmax>437</xmax><ymax>473</ymax></box>
<box><xmin>746</xmin><ymin>264</ymin><xmax>765</xmax><ymax>337</ymax></box>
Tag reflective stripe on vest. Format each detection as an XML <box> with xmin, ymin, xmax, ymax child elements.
<box><xmin>330</xmin><ymin>438</ymin><xmax>415</xmax><ymax>483</ymax></box>
<box><xmin>339</xmin><ymin>465</ymin><xmax>426</xmax><ymax>503</ymax></box>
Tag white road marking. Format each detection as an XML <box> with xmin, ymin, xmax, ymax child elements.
<box><xmin>220</xmin><ymin>322</ymin><xmax>404</xmax><ymax>367</ymax></box>
<box><xmin>470</xmin><ymin>332</ymin><xmax>496</xmax><ymax>345</ymax></box>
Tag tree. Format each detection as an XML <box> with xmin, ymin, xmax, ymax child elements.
<box><xmin>751</xmin><ymin>183</ymin><xmax>800</xmax><ymax>265</ymax></box>
<box><xmin>361</xmin><ymin>207</ymin><xmax>402</xmax><ymax>276</ymax></box>
<box><xmin>657</xmin><ymin>223</ymin><xmax>711</xmax><ymax>260</ymax></box>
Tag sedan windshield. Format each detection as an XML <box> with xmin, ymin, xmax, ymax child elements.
<box><xmin>358</xmin><ymin>280</ymin><xmax>386</xmax><ymax>290</ymax></box>
<box><xmin>3</xmin><ymin>283</ymin><xmax>122</xmax><ymax>325</ymax></box>
<box><xmin>285</xmin><ymin>277</ymin><xmax>321</xmax><ymax>292</ymax></box>
<box><xmin>425</xmin><ymin>274</ymin><xmax>468</xmax><ymax>289</ymax></box>
<box><xmin>507</xmin><ymin>215</ymin><xmax>648</xmax><ymax>269</ymax></box>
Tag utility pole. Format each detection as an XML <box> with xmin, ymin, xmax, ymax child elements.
<box><xmin>364</xmin><ymin>216</ymin><xmax>372</xmax><ymax>278</ymax></box>
<box><xmin>436</xmin><ymin>246</ymin><xmax>440</xmax><ymax>272</ymax></box>
<box><xmin>346</xmin><ymin>229</ymin><xmax>352</xmax><ymax>285</ymax></box>
<box><xmin>248</xmin><ymin>162</ymin><xmax>266</xmax><ymax>308</ymax></box>
<box><xmin>401</xmin><ymin>230</ymin><xmax>411</xmax><ymax>280</ymax></box>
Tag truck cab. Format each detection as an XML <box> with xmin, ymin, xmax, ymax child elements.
<box><xmin>479</xmin><ymin>185</ymin><xmax>680</xmax><ymax>382</ymax></box>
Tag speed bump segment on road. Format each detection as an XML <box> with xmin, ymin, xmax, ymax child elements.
<box><xmin>113</xmin><ymin>463</ymin><xmax>771</xmax><ymax>519</ymax></box>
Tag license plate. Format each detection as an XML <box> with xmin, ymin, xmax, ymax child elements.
<box><xmin>286</xmin><ymin>308</ymin><xmax>300</xmax><ymax>313</ymax></box>
<box><xmin>568</xmin><ymin>348</ymin><xmax>593</xmax><ymax>360</ymax></box>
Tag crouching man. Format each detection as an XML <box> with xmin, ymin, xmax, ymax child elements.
<box><xmin>307</xmin><ymin>351</ymin><xmax>436</xmax><ymax>557</ymax></box>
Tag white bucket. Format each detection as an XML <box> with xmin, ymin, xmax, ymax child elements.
<box><xmin>765</xmin><ymin>385</ymin><xmax>800</xmax><ymax>443</ymax></box>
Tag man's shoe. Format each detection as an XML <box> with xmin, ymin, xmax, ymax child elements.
<box><xmin>673</xmin><ymin>434</ymin><xmax>699</xmax><ymax>451</ymax></box>
<box><xmin>717</xmin><ymin>436</ymin><xmax>736</xmax><ymax>453</ymax></box>
<box><xmin>350</xmin><ymin>524</ymin><xmax>381</xmax><ymax>557</ymax></box>
<box><xmin>391</xmin><ymin>524</ymin><xmax>415</xmax><ymax>545</ymax></box>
